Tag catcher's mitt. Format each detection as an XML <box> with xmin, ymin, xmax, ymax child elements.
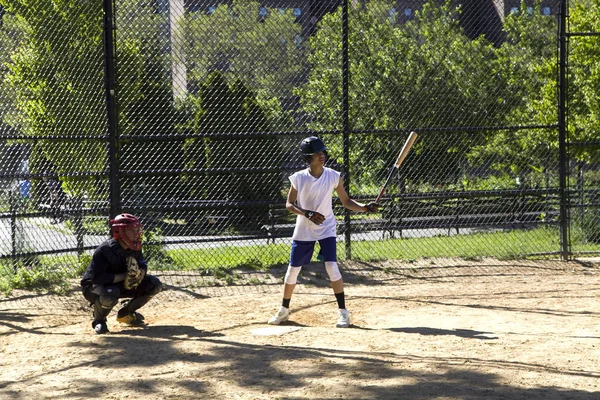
<box><xmin>124</xmin><ymin>256</ymin><xmax>144</xmax><ymax>290</ymax></box>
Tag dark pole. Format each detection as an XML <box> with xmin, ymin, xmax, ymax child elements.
<box><xmin>342</xmin><ymin>0</ymin><xmax>351</xmax><ymax>259</ymax></box>
<box><xmin>10</xmin><ymin>189</ymin><xmax>17</xmax><ymax>271</ymax></box>
<box><xmin>103</xmin><ymin>0</ymin><xmax>121</xmax><ymax>218</ymax></box>
<box><xmin>558</xmin><ymin>0</ymin><xmax>569</xmax><ymax>260</ymax></box>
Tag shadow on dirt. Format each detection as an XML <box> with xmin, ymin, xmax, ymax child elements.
<box><xmin>116</xmin><ymin>324</ymin><xmax>224</xmax><ymax>339</ymax></box>
<box><xmin>350</xmin><ymin>294</ymin><xmax>600</xmax><ymax>318</ymax></box>
<box><xmin>389</xmin><ymin>326</ymin><xmax>499</xmax><ymax>339</ymax></box>
<box><xmin>0</xmin><ymin>310</ymin><xmax>76</xmax><ymax>336</ymax></box>
<box><xmin>3</xmin><ymin>333</ymin><xmax>598</xmax><ymax>400</ymax></box>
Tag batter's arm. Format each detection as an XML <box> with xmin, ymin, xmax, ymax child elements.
<box><xmin>335</xmin><ymin>177</ymin><xmax>378</xmax><ymax>213</ymax></box>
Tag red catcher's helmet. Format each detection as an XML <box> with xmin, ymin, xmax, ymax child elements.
<box><xmin>110</xmin><ymin>213</ymin><xmax>142</xmax><ymax>251</ymax></box>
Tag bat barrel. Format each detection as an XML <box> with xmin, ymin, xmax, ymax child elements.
<box><xmin>376</xmin><ymin>131</ymin><xmax>418</xmax><ymax>203</ymax></box>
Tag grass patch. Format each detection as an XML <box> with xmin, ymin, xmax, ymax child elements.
<box><xmin>348</xmin><ymin>227</ymin><xmax>566</xmax><ymax>261</ymax></box>
<box><xmin>166</xmin><ymin>242</ymin><xmax>291</xmax><ymax>272</ymax></box>
<box><xmin>161</xmin><ymin>226</ymin><xmax>599</xmax><ymax>274</ymax></box>
<box><xmin>2</xmin><ymin>226</ymin><xmax>598</xmax><ymax>293</ymax></box>
<box><xmin>64</xmin><ymin>216</ymin><xmax>108</xmax><ymax>235</ymax></box>
<box><xmin>0</xmin><ymin>253</ymin><xmax>91</xmax><ymax>296</ymax></box>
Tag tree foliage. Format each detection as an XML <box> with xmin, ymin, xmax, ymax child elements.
<box><xmin>1</xmin><ymin>0</ymin><xmax>105</xmax><ymax>197</ymax></box>
<box><xmin>297</xmin><ymin>0</ymin><xmax>600</xmax><ymax>191</ymax></box>
<box><xmin>1</xmin><ymin>0</ymin><xmax>599</xmax><ymax>214</ymax></box>
<box><xmin>181</xmin><ymin>71</ymin><xmax>284</xmax><ymax>225</ymax></box>
<box><xmin>469</xmin><ymin>0</ymin><xmax>559</xmax><ymax>182</ymax></box>
<box><xmin>114</xmin><ymin>0</ymin><xmax>185</xmax><ymax>209</ymax></box>
<box><xmin>0</xmin><ymin>7</ymin><xmax>21</xmax><ymax>135</ymax></box>
<box><xmin>297</xmin><ymin>0</ymin><xmax>502</xmax><ymax>188</ymax></box>
<box><xmin>567</xmin><ymin>0</ymin><xmax>600</xmax><ymax>163</ymax></box>
<box><xmin>180</xmin><ymin>0</ymin><xmax>306</xmax><ymax>112</ymax></box>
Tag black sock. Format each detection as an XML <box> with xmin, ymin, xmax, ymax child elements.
<box><xmin>335</xmin><ymin>292</ymin><xmax>345</xmax><ymax>309</ymax></box>
<box><xmin>282</xmin><ymin>298</ymin><xmax>291</xmax><ymax>308</ymax></box>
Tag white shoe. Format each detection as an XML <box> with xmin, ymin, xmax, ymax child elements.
<box><xmin>336</xmin><ymin>309</ymin><xmax>350</xmax><ymax>328</ymax></box>
<box><xmin>268</xmin><ymin>306</ymin><xmax>290</xmax><ymax>325</ymax></box>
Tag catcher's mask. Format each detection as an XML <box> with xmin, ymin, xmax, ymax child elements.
<box><xmin>110</xmin><ymin>213</ymin><xmax>143</xmax><ymax>251</ymax></box>
<box><xmin>300</xmin><ymin>136</ymin><xmax>328</xmax><ymax>163</ymax></box>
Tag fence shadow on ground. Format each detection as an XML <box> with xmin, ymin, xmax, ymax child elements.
<box><xmin>1</xmin><ymin>329</ymin><xmax>598</xmax><ymax>400</ymax></box>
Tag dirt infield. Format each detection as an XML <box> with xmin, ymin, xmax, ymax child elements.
<box><xmin>1</xmin><ymin>258</ymin><xmax>599</xmax><ymax>399</ymax></box>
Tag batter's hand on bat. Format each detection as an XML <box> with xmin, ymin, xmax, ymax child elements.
<box><xmin>364</xmin><ymin>202</ymin><xmax>379</xmax><ymax>213</ymax></box>
<box><xmin>305</xmin><ymin>210</ymin><xmax>325</xmax><ymax>225</ymax></box>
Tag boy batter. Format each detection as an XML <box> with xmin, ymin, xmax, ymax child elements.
<box><xmin>268</xmin><ymin>136</ymin><xmax>378</xmax><ymax>328</ymax></box>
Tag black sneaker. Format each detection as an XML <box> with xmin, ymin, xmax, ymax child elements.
<box><xmin>92</xmin><ymin>320</ymin><xmax>109</xmax><ymax>334</ymax></box>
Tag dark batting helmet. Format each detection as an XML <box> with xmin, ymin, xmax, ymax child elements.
<box><xmin>300</xmin><ymin>136</ymin><xmax>328</xmax><ymax>163</ymax></box>
<box><xmin>110</xmin><ymin>213</ymin><xmax>143</xmax><ymax>251</ymax></box>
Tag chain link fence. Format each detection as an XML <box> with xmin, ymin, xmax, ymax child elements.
<box><xmin>0</xmin><ymin>0</ymin><xmax>598</xmax><ymax>296</ymax></box>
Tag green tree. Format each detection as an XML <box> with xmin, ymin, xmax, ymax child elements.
<box><xmin>0</xmin><ymin>8</ymin><xmax>22</xmax><ymax>135</ymax></box>
<box><xmin>182</xmin><ymin>71</ymin><xmax>284</xmax><ymax>228</ymax></box>
<box><xmin>178</xmin><ymin>1</ymin><xmax>295</xmax><ymax>226</ymax></box>
<box><xmin>1</xmin><ymin>0</ymin><xmax>105</xmax><ymax>200</ymax></box>
<box><xmin>567</xmin><ymin>0</ymin><xmax>600</xmax><ymax>164</ymax></box>
<box><xmin>297</xmin><ymin>0</ymin><xmax>501</xmax><ymax>189</ymax></box>
<box><xmin>469</xmin><ymin>0</ymin><xmax>558</xmax><ymax>184</ymax></box>
<box><xmin>114</xmin><ymin>0</ymin><xmax>186</xmax><ymax>212</ymax></box>
<box><xmin>0</xmin><ymin>9</ymin><xmax>24</xmax><ymax>185</ymax></box>
<box><xmin>180</xmin><ymin>0</ymin><xmax>305</xmax><ymax>118</ymax></box>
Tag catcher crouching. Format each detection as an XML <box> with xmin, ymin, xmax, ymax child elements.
<box><xmin>81</xmin><ymin>213</ymin><xmax>162</xmax><ymax>334</ymax></box>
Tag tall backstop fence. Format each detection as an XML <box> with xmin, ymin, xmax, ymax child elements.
<box><xmin>0</xmin><ymin>0</ymin><xmax>598</xmax><ymax>294</ymax></box>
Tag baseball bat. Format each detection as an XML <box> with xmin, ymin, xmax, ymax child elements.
<box><xmin>375</xmin><ymin>131</ymin><xmax>418</xmax><ymax>203</ymax></box>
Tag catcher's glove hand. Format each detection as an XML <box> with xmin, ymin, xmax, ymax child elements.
<box><xmin>124</xmin><ymin>256</ymin><xmax>144</xmax><ymax>290</ymax></box>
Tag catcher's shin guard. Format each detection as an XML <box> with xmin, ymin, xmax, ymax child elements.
<box><xmin>92</xmin><ymin>286</ymin><xmax>119</xmax><ymax>321</ymax></box>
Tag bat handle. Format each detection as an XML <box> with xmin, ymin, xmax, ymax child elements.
<box><xmin>376</xmin><ymin>167</ymin><xmax>396</xmax><ymax>204</ymax></box>
<box><xmin>375</xmin><ymin>188</ymin><xmax>385</xmax><ymax>204</ymax></box>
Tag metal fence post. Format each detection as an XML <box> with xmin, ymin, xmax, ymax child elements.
<box><xmin>9</xmin><ymin>188</ymin><xmax>17</xmax><ymax>272</ymax></box>
<box><xmin>103</xmin><ymin>0</ymin><xmax>121</xmax><ymax>218</ymax></box>
<box><xmin>558</xmin><ymin>0</ymin><xmax>569</xmax><ymax>260</ymax></box>
<box><xmin>342</xmin><ymin>0</ymin><xmax>351</xmax><ymax>260</ymax></box>
<box><xmin>74</xmin><ymin>196</ymin><xmax>84</xmax><ymax>254</ymax></box>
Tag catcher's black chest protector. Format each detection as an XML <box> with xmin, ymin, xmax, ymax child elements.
<box><xmin>95</xmin><ymin>239</ymin><xmax>143</xmax><ymax>275</ymax></box>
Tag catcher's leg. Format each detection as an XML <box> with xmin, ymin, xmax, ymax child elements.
<box><xmin>86</xmin><ymin>285</ymin><xmax>119</xmax><ymax>333</ymax></box>
<box><xmin>117</xmin><ymin>275</ymin><xmax>162</xmax><ymax>325</ymax></box>
<box><xmin>91</xmin><ymin>285</ymin><xmax>120</xmax><ymax>320</ymax></box>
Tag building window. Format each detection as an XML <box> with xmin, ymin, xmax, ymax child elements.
<box><xmin>542</xmin><ymin>7</ymin><xmax>551</xmax><ymax>15</ymax></box>
<box><xmin>404</xmin><ymin>8</ymin><xmax>412</xmax><ymax>19</ymax></box>
<box><xmin>294</xmin><ymin>8</ymin><xmax>302</xmax><ymax>18</ymax></box>
<box><xmin>389</xmin><ymin>7</ymin><xmax>398</xmax><ymax>22</ymax></box>
<box><xmin>208</xmin><ymin>5</ymin><xmax>216</xmax><ymax>15</ymax></box>
<box><xmin>526</xmin><ymin>7</ymin><xmax>533</xmax><ymax>15</ymax></box>
<box><xmin>510</xmin><ymin>7</ymin><xmax>519</xmax><ymax>14</ymax></box>
<box><xmin>278</xmin><ymin>7</ymin><xmax>286</xmax><ymax>15</ymax></box>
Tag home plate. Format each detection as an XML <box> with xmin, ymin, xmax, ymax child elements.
<box><xmin>251</xmin><ymin>326</ymin><xmax>302</xmax><ymax>336</ymax></box>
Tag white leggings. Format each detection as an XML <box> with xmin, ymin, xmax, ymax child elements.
<box><xmin>284</xmin><ymin>262</ymin><xmax>341</xmax><ymax>284</ymax></box>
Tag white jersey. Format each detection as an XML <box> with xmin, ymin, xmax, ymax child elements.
<box><xmin>289</xmin><ymin>167</ymin><xmax>341</xmax><ymax>241</ymax></box>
